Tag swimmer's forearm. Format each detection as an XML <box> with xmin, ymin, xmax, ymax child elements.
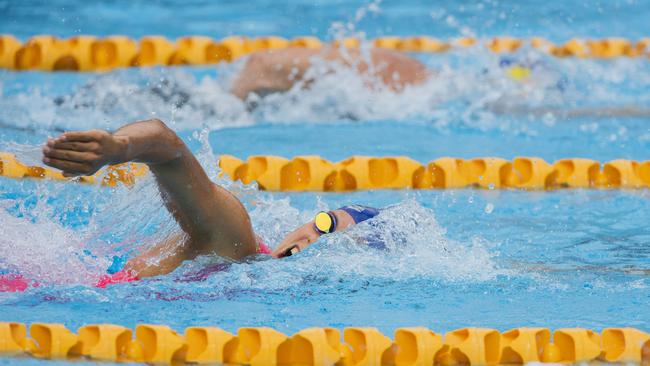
<box><xmin>112</xmin><ymin>119</ymin><xmax>187</xmax><ymax>165</ymax></box>
<box><xmin>43</xmin><ymin>121</ymin><xmax>184</xmax><ymax>178</ymax></box>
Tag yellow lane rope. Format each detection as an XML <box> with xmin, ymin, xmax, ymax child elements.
<box><xmin>2</xmin><ymin>153</ymin><xmax>649</xmax><ymax>190</ymax></box>
<box><xmin>0</xmin><ymin>152</ymin><xmax>147</xmax><ymax>187</ymax></box>
<box><xmin>0</xmin><ymin>322</ymin><xmax>648</xmax><ymax>364</ymax></box>
<box><xmin>0</xmin><ymin>35</ymin><xmax>648</xmax><ymax>72</ymax></box>
<box><xmin>218</xmin><ymin>155</ymin><xmax>650</xmax><ymax>191</ymax></box>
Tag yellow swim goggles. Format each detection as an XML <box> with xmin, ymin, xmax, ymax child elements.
<box><xmin>313</xmin><ymin>211</ymin><xmax>337</xmax><ymax>235</ymax></box>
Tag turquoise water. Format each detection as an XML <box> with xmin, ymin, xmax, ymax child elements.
<box><xmin>1</xmin><ymin>0</ymin><xmax>650</xmax><ymax>359</ymax></box>
<box><xmin>2</xmin><ymin>0</ymin><xmax>650</xmax><ymax>40</ymax></box>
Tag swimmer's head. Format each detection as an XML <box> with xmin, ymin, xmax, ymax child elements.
<box><xmin>499</xmin><ymin>57</ymin><xmax>531</xmax><ymax>82</ymax></box>
<box><xmin>506</xmin><ymin>66</ymin><xmax>531</xmax><ymax>81</ymax></box>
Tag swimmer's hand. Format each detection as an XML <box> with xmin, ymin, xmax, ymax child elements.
<box><xmin>42</xmin><ymin>130</ymin><xmax>126</xmax><ymax>177</ymax></box>
<box><xmin>271</xmin><ymin>222</ymin><xmax>320</xmax><ymax>258</ymax></box>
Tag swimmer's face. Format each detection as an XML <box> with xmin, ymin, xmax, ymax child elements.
<box><xmin>269</xmin><ymin>222</ymin><xmax>319</xmax><ymax>259</ymax></box>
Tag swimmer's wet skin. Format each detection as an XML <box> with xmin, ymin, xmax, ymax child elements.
<box><xmin>31</xmin><ymin>119</ymin><xmax>378</xmax><ymax>288</ymax></box>
<box><xmin>231</xmin><ymin>47</ymin><xmax>429</xmax><ymax>99</ymax></box>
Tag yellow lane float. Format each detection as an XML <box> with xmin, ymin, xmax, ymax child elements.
<box><xmin>3</xmin><ymin>152</ymin><xmax>650</xmax><ymax>191</ymax></box>
<box><xmin>2</xmin><ymin>35</ymin><xmax>649</xmax><ymax>72</ymax></box>
<box><xmin>216</xmin><ymin>155</ymin><xmax>650</xmax><ymax>191</ymax></box>
<box><xmin>1</xmin><ymin>323</ymin><xmax>649</xmax><ymax>365</ymax></box>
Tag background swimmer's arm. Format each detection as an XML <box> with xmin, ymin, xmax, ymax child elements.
<box><xmin>43</xmin><ymin>119</ymin><xmax>258</xmax><ymax>266</ymax></box>
<box><xmin>231</xmin><ymin>47</ymin><xmax>428</xmax><ymax>100</ymax></box>
<box><xmin>270</xmin><ymin>210</ymin><xmax>355</xmax><ymax>258</ymax></box>
<box><xmin>231</xmin><ymin>47</ymin><xmax>317</xmax><ymax>100</ymax></box>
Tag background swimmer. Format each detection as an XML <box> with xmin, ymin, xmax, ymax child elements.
<box><xmin>231</xmin><ymin>47</ymin><xmax>650</xmax><ymax>118</ymax></box>
<box><xmin>231</xmin><ymin>46</ymin><xmax>429</xmax><ymax>99</ymax></box>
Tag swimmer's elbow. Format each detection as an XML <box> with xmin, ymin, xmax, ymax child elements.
<box><xmin>147</xmin><ymin>118</ymin><xmax>167</xmax><ymax>129</ymax></box>
<box><xmin>126</xmin><ymin>118</ymin><xmax>186</xmax><ymax>162</ymax></box>
<box><xmin>147</xmin><ymin>119</ymin><xmax>183</xmax><ymax>147</ymax></box>
<box><xmin>146</xmin><ymin>118</ymin><xmax>173</xmax><ymax>137</ymax></box>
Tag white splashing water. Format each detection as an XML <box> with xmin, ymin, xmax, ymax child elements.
<box><xmin>0</xmin><ymin>200</ymin><xmax>96</xmax><ymax>284</ymax></box>
<box><xmin>0</xmin><ymin>180</ymin><xmax>107</xmax><ymax>284</ymax></box>
<box><xmin>177</xmin><ymin>199</ymin><xmax>505</xmax><ymax>293</ymax></box>
<box><xmin>313</xmin><ymin>199</ymin><xmax>503</xmax><ymax>282</ymax></box>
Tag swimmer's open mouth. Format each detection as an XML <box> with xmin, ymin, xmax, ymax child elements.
<box><xmin>280</xmin><ymin>244</ymin><xmax>300</xmax><ymax>258</ymax></box>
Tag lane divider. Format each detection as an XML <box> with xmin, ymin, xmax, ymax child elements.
<box><xmin>0</xmin><ymin>152</ymin><xmax>147</xmax><ymax>187</ymax></box>
<box><xmin>0</xmin><ymin>323</ymin><xmax>648</xmax><ymax>365</ymax></box>
<box><xmin>2</xmin><ymin>153</ymin><xmax>650</xmax><ymax>190</ymax></box>
<box><xmin>219</xmin><ymin>155</ymin><xmax>650</xmax><ymax>191</ymax></box>
<box><xmin>1</xmin><ymin>35</ymin><xmax>649</xmax><ymax>72</ymax></box>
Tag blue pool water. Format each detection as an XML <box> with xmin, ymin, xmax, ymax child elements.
<box><xmin>1</xmin><ymin>0</ymin><xmax>650</xmax><ymax>360</ymax></box>
<box><xmin>2</xmin><ymin>0</ymin><xmax>650</xmax><ymax>41</ymax></box>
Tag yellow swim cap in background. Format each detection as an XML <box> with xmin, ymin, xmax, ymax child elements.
<box><xmin>506</xmin><ymin>65</ymin><xmax>531</xmax><ymax>81</ymax></box>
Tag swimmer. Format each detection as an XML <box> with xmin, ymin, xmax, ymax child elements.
<box><xmin>231</xmin><ymin>46</ymin><xmax>429</xmax><ymax>99</ymax></box>
<box><xmin>232</xmin><ymin>47</ymin><xmax>650</xmax><ymax>118</ymax></box>
<box><xmin>39</xmin><ymin>119</ymin><xmax>380</xmax><ymax>284</ymax></box>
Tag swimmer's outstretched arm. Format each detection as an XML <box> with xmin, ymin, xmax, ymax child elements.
<box><xmin>270</xmin><ymin>209</ymin><xmax>357</xmax><ymax>258</ymax></box>
<box><xmin>42</xmin><ymin>119</ymin><xmax>257</xmax><ymax>276</ymax></box>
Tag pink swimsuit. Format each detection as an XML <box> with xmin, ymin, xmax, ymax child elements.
<box><xmin>0</xmin><ymin>274</ymin><xmax>31</xmax><ymax>292</ymax></box>
<box><xmin>257</xmin><ymin>238</ymin><xmax>272</xmax><ymax>255</ymax></box>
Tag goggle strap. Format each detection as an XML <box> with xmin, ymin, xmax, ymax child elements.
<box><xmin>327</xmin><ymin>211</ymin><xmax>337</xmax><ymax>233</ymax></box>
